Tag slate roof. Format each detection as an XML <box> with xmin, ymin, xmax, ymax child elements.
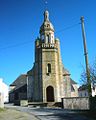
<box><xmin>63</xmin><ymin>67</ymin><xmax>70</xmax><ymax>76</ymax></box>
<box><xmin>78</xmin><ymin>85</ymin><xmax>88</xmax><ymax>91</ymax></box>
<box><xmin>70</xmin><ymin>78</ymin><xmax>77</xmax><ymax>84</ymax></box>
<box><xmin>10</xmin><ymin>74</ymin><xmax>27</xmax><ymax>90</ymax></box>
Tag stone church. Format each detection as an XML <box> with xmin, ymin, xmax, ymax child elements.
<box><xmin>9</xmin><ymin>10</ymin><xmax>78</xmax><ymax>104</ymax></box>
<box><xmin>27</xmin><ymin>10</ymin><xmax>73</xmax><ymax>102</ymax></box>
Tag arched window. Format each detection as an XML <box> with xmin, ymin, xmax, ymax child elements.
<box><xmin>41</xmin><ymin>35</ymin><xmax>44</xmax><ymax>40</ymax></box>
<box><xmin>47</xmin><ymin>63</ymin><xmax>51</xmax><ymax>74</ymax></box>
<box><xmin>46</xmin><ymin>35</ymin><xmax>50</xmax><ymax>43</ymax></box>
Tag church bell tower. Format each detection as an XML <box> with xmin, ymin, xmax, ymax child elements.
<box><xmin>40</xmin><ymin>10</ymin><xmax>55</xmax><ymax>44</ymax></box>
<box><xmin>33</xmin><ymin>10</ymin><xmax>71</xmax><ymax>102</ymax></box>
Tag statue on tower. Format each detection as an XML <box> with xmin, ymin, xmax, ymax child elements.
<box><xmin>44</xmin><ymin>10</ymin><xmax>49</xmax><ymax>21</ymax></box>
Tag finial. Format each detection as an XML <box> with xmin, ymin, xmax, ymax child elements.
<box><xmin>44</xmin><ymin>10</ymin><xmax>49</xmax><ymax>21</ymax></box>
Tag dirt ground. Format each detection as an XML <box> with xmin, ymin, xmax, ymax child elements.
<box><xmin>0</xmin><ymin>108</ymin><xmax>38</xmax><ymax>120</ymax></box>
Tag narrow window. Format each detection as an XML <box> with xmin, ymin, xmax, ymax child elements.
<box><xmin>47</xmin><ymin>63</ymin><xmax>51</xmax><ymax>74</ymax></box>
<box><xmin>71</xmin><ymin>85</ymin><xmax>75</xmax><ymax>92</ymax></box>
<box><xmin>41</xmin><ymin>35</ymin><xmax>44</xmax><ymax>41</ymax></box>
<box><xmin>46</xmin><ymin>35</ymin><xmax>50</xmax><ymax>43</ymax></box>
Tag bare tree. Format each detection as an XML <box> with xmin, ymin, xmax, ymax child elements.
<box><xmin>80</xmin><ymin>58</ymin><xmax>96</xmax><ymax>87</ymax></box>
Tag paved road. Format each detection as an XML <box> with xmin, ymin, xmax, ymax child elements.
<box><xmin>4</xmin><ymin>104</ymin><xmax>95</xmax><ymax>120</ymax></box>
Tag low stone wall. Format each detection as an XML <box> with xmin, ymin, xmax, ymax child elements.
<box><xmin>62</xmin><ymin>97</ymin><xmax>89</xmax><ymax>110</ymax></box>
<box><xmin>20</xmin><ymin>100</ymin><xmax>28</xmax><ymax>107</ymax></box>
<box><xmin>14</xmin><ymin>100</ymin><xmax>28</xmax><ymax>106</ymax></box>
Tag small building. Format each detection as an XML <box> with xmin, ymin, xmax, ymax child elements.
<box><xmin>78</xmin><ymin>84</ymin><xmax>96</xmax><ymax>97</ymax></box>
<box><xmin>0</xmin><ymin>78</ymin><xmax>9</xmax><ymax>107</ymax></box>
<box><xmin>78</xmin><ymin>85</ymin><xmax>88</xmax><ymax>97</ymax></box>
<box><xmin>0</xmin><ymin>78</ymin><xmax>9</xmax><ymax>103</ymax></box>
<box><xmin>9</xmin><ymin>74</ymin><xmax>27</xmax><ymax>103</ymax></box>
<box><xmin>0</xmin><ymin>92</ymin><xmax>4</xmax><ymax>108</ymax></box>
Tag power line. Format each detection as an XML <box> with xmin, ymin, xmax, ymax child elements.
<box><xmin>0</xmin><ymin>22</ymin><xmax>81</xmax><ymax>51</ymax></box>
<box><xmin>55</xmin><ymin>22</ymin><xmax>80</xmax><ymax>34</ymax></box>
<box><xmin>0</xmin><ymin>40</ymin><xmax>33</xmax><ymax>51</ymax></box>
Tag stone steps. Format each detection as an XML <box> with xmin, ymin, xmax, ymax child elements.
<box><xmin>28</xmin><ymin>102</ymin><xmax>62</xmax><ymax>108</ymax></box>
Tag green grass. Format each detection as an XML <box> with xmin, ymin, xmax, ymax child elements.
<box><xmin>0</xmin><ymin>108</ymin><xmax>5</xmax><ymax>112</ymax></box>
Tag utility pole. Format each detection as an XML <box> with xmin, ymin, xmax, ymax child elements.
<box><xmin>80</xmin><ymin>16</ymin><xmax>92</xmax><ymax>97</ymax></box>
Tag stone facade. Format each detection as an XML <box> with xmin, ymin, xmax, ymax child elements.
<box><xmin>27</xmin><ymin>10</ymin><xmax>73</xmax><ymax>103</ymax></box>
<box><xmin>9</xmin><ymin>10</ymin><xmax>78</xmax><ymax>103</ymax></box>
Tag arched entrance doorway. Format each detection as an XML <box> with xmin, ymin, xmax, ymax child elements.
<box><xmin>46</xmin><ymin>86</ymin><xmax>54</xmax><ymax>102</ymax></box>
